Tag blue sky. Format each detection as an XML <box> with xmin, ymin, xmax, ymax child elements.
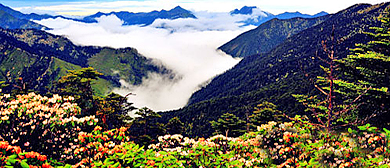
<box><xmin>0</xmin><ymin>0</ymin><xmax>386</xmax><ymax>16</ymax></box>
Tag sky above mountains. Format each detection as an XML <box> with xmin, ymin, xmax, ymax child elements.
<box><xmin>0</xmin><ymin>0</ymin><xmax>386</xmax><ymax>16</ymax></box>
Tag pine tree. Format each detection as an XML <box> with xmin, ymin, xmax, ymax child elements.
<box><xmin>130</xmin><ymin>107</ymin><xmax>165</xmax><ymax>145</ymax></box>
<box><xmin>166</xmin><ymin>117</ymin><xmax>184</xmax><ymax>135</ymax></box>
<box><xmin>53</xmin><ymin>67</ymin><xmax>103</xmax><ymax>116</ymax></box>
<box><xmin>210</xmin><ymin>113</ymin><xmax>245</xmax><ymax>137</ymax></box>
<box><xmin>95</xmin><ymin>92</ymin><xmax>136</xmax><ymax>129</ymax></box>
<box><xmin>250</xmin><ymin>101</ymin><xmax>283</xmax><ymax>129</ymax></box>
<box><xmin>293</xmin><ymin>8</ymin><xmax>390</xmax><ymax>130</ymax></box>
<box><xmin>338</xmin><ymin>8</ymin><xmax>390</xmax><ymax>125</ymax></box>
<box><xmin>293</xmin><ymin>27</ymin><xmax>374</xmax><ymax>131</ymax></box>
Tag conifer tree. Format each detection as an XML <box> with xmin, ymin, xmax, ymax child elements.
<box><xmin>294</xmin><ymin>8</ymin><xmax>390</xmax><ymax>131</ymax></box>
<box><xmin>250</xmin><ymin>101</ymin><xmax>283</xmax><ymax>129</ymax></box>
<box><xmin>130</xmin><ymin>107</ymin><xmax>165</xmax><ymax>145</ymax></box>
<box><xmin>338</xmin><ymin>8</ymin><xmax>390</xmax><ymax>125</ymax></box>
<box><xmin>210</xmin><ymin>113</ymin><xmax>245</xmax><ymax>137</ymax></box>
<box><xmin>95</xmin><ymin>92</ymin><xmax>136</xmax><ymax>129</ymax></box>
<box><xmin>166</xmin><ymin>117</ymin><xmax>184</xmax><ymax>135</ymax></box>
<box><xmin>53</xmin><ymin>67</ymin><xmax>102</xmax><ymax>116</ymax></box>
<box><xmin>293</xmin><ymin>27</ymin><xmax>373</xmax><ymax>131</ymax></box>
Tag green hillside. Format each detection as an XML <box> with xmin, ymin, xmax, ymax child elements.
<box><xmin>219</xmin><ymin>16</ymin><xmax>330</xmax><ymax>57</ymax></box>
<box><xmin>89</xmin><ymin>48</ymin><xmax>160</xmax><ymax>86</ymax></box>
<box><xmin>161</xmin><ymin>2</ymin><xmax>390</xmax><ymax>137</ymax></box>
<box><xmin>0</xmin><ymin>28</ymin><xmax>165</xmax><ymax>95</ymax></box>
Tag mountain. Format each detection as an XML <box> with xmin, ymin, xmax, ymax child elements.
<box><xmin>0</xmin><ymin>3</ymin><xmax>30</xmax><ymax>19</ymax></box>
<box><xmin>0</xmin><ymin>28</ymin><xmax>165</xmax><ymax>95</ymax></box>
<box><xmin>276</xmin><ymin>11</ymin><xmax>328</xmax><ymax>20</ymax></box>
<box><xmin>219</xmin><ymin>15</ymin><xmax>331</xmax><ymax>58</ymax></box>
<box><xmin>0</xmin><ymin>3</ymin><xmax>196</xmax><ymax>28</ymax></box>
<box><xmin>231</xmin><ymin>6</ymin><xmax>265</xmax><ymax>15</ymax></box>
<box><xmin>161</xmin><ymin>2</ymin><xmax>390</xmax><ymax>137</ymax></box>
<box><xmin>231</xmin><ymin>6</ymin><xmax>328</xmax><ymax>26</ymax></box>
<box><xmin>0</xmin><ymin>10</ymin><xmax>46</xmax><ymax>30</ymax></box>
<box><xmin>78</xmin><ymin>6</ymin><xmax>196</xmax><ymax>26</ymax></box>
<box><xmin>0</xmin><ymin>4</ymin><xmax>47</xmax><ymax>30</ymax></box>
<box><xmin>0</xmin><ymin>3</ymin><xmax>63</xmax><ymax>21</ymax></box>
<box><xmin>230</xmin><ymin>6</ymin><xmax>274</xmax><ymax>26</ymax></box>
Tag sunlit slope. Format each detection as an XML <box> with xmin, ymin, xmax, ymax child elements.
<box><xmin>0</xmin><ymin>28</ymin><xmax>165</xmax><ymax>94</ymax></box>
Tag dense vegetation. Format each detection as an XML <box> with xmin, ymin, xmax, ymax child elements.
<box><xmin>1</xmin><ymin>95</ymin><xmax>390</xmax><ymax>167</ymax></box>
<box><xmin>163</xmin><ymin>2</ymin><xmax>390</xmax><ymax>137</ymax></box>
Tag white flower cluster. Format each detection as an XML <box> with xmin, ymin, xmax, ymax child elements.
<box><xmin>0</xmin><ymin>109</ymin><xmax>12</xmax><ymax>121</ymax></box>
<box><xmin>48</xmin><ymin>94</ymin><xmax>62</xmax><ymax>104</ymax></box>
<box><xmin>0</xmin><ymin>92</ymin><xmax>91</xmax><ymax>128</ymax></box>
<box><xmin>62</xmin><ymin>115</ymin><xmax>98</xmax><ymax>125</ymax></box>
<box><xmin>257</xmin><ymin>121</ymin><xmax>278</xmax><ymax>132</ymax></box>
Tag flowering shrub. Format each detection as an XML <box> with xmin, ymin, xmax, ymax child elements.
<box><xmin>69</xmin><ymin>126</ymin><xmax>183</xmax><ymax>167</ymax></box>
<box><xmin>0</xmin><ymin>92</ymin><xmax>389</xmax><ymax>167</ymax></box>
<box><xmin>0</xmin><ymin>92</ymin><xmax>98</xmax><ymax>163</ymax></box>
<box><xmin>0</xmin><ymin>141</ymin><xmax>53</xmax><ymax>167</ymax></box>
<box><xmin>148</xmin><ymin>121</ymin><xmax>390</xmax><ymax>168</ymax></box>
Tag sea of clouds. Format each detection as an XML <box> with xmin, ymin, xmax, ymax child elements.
<box><xmin>36</xmin><ymin>11</ymin><xmax>256</xmax><ymax>112</ymax></box>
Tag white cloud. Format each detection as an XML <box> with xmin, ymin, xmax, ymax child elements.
<box><xmin>150</xmin><ymin>11</ymin><xmax>256</xmax><ymax>31</ymax></box>
<box><xmin>36</xmin><ymin>14</ymin><xmax>247</xmax><ymax>111</ymax></box>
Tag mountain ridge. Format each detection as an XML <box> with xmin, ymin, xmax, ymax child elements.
<box><xmin>71</xmin><ymin>5</ymin><xmax>197</xmax><ymax>26</ymax></box>
<box><xmin>0</xmin><ymin>4</ymin><xmax>47</xmax><ymax>30</ymax></box>
<box><xmin>230</xmin><ymin>6</ymin><xmax>329</xmax><ymax>26</ymax></box>
<box><xmin>0</xmin><ymin>3</ymin><xmax>196</xmax><ymax>28</ymax></box>
<box><xmin>219</xmin><ymin>15</ymin><xmax>331</xmax><ymax>58</ymax></box>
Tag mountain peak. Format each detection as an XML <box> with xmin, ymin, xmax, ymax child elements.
<box><xmin>169</xmin><ymin>6</ymin><xmax>189</xmax><ymax>13</ymax></box>
<box><xmin>313</xmin><ymin>11</ymin><xmax>328</xmax><ymax>17</ymax></box>
<box><xmin>79</xmin><ymin>5</ymin><xmax>196</xmax><ymax>26</ymax></box>
<box><xmin>231</xmin><ymin>6</ymin><xmax>257</xmax><ymax>15</ymax></box>
<box><xmin>173</xmin><ymin>6</ymin><xmax>185</xmax><ymax>10</ymax></box>
<box><xmin>280</xmin><ymin>11</ymin><xmax>302</xmax><ymax>15</ymax></box>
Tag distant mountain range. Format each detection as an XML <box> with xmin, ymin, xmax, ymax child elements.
<box><xmin>0</xmin><ymin>3</ymin><xmax>196</xmax><ymax>29</ymax></box>
<box><xmin>231</xmin><ymin>6</ymin><xmax>328</xmax><ymax>26</ymax></box>
<box><xmin>161</xmin><ymin>2</ymin><xmax>389</xmax><ymax>137</ymax></box>
<box><xmin>0</xmin><ymin>2</ymin><xmax>328</xmax><ymax>30</ymax></box>
<box><xmin>77</xmin><ymin>6</ymin><xmax>196</xmax><ymax>26</ymax></box>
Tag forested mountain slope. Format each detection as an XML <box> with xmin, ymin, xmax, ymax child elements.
<box><xmin>161</xmin><ymin>2</ymin><xmax>390</xmax><ymax>137</ymax></box>
<box><xmin>0</xmin><ymin>28</ymin><xmax>164</xmax><ymax>95</ymax></box>
<box><xmin>219</xmin><ymin>15</ymin><xmax>331</xmax><ymax>58</ymax></box>
<box><xmin>230</xmin><ymin>6</ymin><xmax>328</xmax><ymax>27</ymax></box>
